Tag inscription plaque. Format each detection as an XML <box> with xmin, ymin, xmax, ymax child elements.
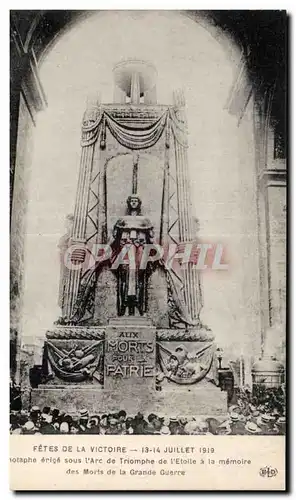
<box><xmin>104</xmin><ymin>325</ymin><xmax>156</xmax><ymax>390</ymax></box>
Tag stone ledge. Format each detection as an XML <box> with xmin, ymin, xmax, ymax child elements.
<box><xmin>156</xmin><ymin>328</ymin><xmax>214</xmax><ymax>342</ymax></box>
<box><xmin>46</xmin><ymin>326</ymin><xmax>214</xmax><ymax>342</ymax></box>
<box><xmin>46</xmin><ymin>327</ymin><xmax>105</xmax><ymax>340</ymax></box>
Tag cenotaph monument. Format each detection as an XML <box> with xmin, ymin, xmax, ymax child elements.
<box><xmin>31</xmin><ymin>60</ymin><xmax>227</xmax><ymax>416</ymax></box>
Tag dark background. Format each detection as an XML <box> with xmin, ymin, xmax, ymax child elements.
<box><xmin>10</xmin><ymin>9</ymin><xmax>287</xmax><ymax>140</ymax></box>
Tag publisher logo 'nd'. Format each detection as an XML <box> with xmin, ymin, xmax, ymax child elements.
<box><xmin>259</xmin><ymin>467</ymin><xmax>278</xmax><ymax>478</ymax></box>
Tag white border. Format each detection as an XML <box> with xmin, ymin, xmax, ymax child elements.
<box><xmin>2</xmin><ymin>3</ymin><xmax>293</xmax><ymax>499</ymax></box>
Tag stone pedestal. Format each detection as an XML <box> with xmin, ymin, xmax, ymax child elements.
<box><xmin>30</xmin><ymin>380</ymin><xmax>227</xmax><ymax>417</ymax></box>
<box><xmin>28</xmin><ymin>321</ymin><xmax>227</xmax><ymax>417</ymax></box>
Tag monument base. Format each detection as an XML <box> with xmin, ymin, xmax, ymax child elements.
<box><xmin>30</xmin><ymin>379</ymin><xmax>227</xmax><ymax>418</ymax></box>
<box><xmin>28</xmin><ymin>320</ymin><xmax>227</xmax><ymax>419</ymax></box>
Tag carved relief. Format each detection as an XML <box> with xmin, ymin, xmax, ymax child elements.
<box><xmin>157</xmin><ymin>342</ymin><xmax>217</xmax><ymax>385</ymax></box>
<box><xmin>43</xmin><ymin>340</ymin><xmax>104</xmax><ymax>383</ymax></box>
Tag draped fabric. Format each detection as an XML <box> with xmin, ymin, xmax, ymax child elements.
<box><xmin>81</xmin><ymin>108</ymin><xmax>178</xmax><ymax>150</ymax></box>
<box><xmin>167</xmin><ymin>268</ymin><xmax>198</xmax><ymax>327</ymax></box>
<box><xmin>104</xmin><ymin>111</ymin><xmax>168</xmax><ymax>150</ymax></box>
<box><xmin>81</xmin><ymin>113</ymin><xmax>103</xmax><ymax>147</ymax></box>
<box><xmin>158</xmin><ymin>259</ymin><xmax>200</xmax><ymax>328</ymax></box>
<box><xmin>70</xmin><ymin>265</ymin><xmax>99</xmax><ymax>323</ymax></box>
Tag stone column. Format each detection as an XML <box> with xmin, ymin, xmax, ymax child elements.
<box><xmin>173</xmin><ymin>89</ymin><xmax>201</xmax><ymax>321</ymax></box>
<box><xmin>253</xmin><ymin>98</ymin><xmax>274</xmax><ymax>356</ymax></box>
<box><xmin>63</xmin><ymin>98</ymin><xmax>100</xmax><ymax>318</ymax></box>
<box><xmin>253</xmin><ymin>93</ymin><xmax>286</xmax><ymax>361</ymax></box>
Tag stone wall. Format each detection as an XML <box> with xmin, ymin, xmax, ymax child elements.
<box><xmin>10</xmin><ymin>94</ymin><xmax>34</xmax><ymax>382</ymax></box>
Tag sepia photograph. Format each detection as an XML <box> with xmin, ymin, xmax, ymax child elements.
<box><xmin>9</xmin><ymin>8</ymin><xmax>287</xmax><ymax>490</ymax></box>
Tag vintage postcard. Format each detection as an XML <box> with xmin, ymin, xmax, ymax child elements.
<box><xmin>10</xmin><ymin>10</ymin><xmax>287</xmax><ymax>491</ymax></box>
